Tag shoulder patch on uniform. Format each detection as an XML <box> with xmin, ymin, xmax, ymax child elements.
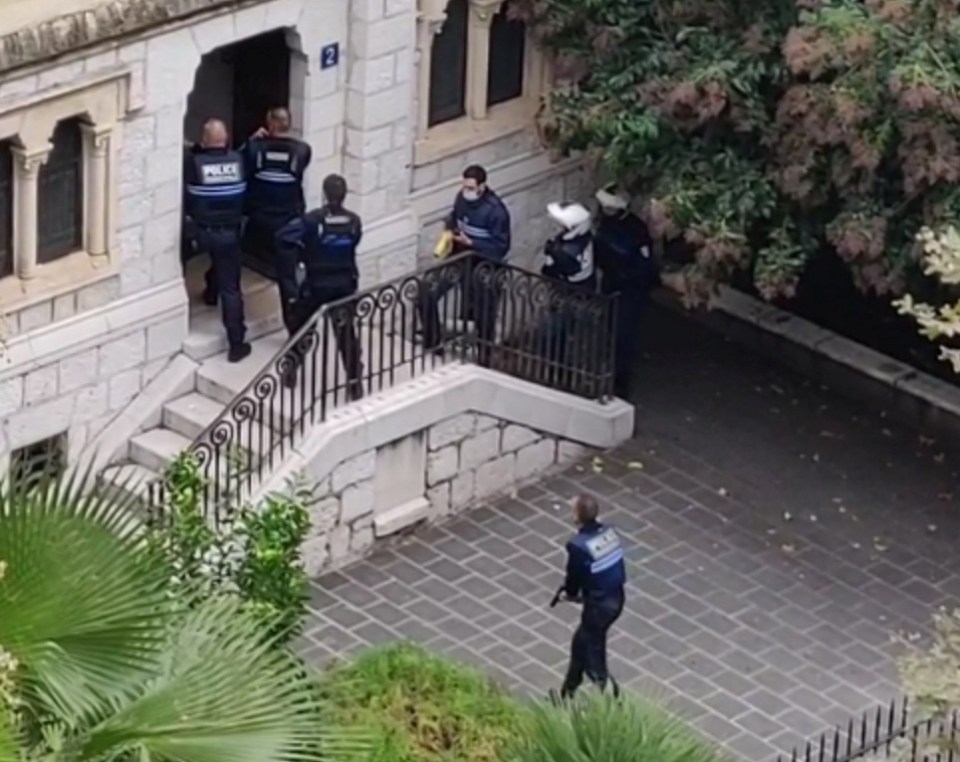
<box><xmin>585</xmin><ymin>528</ymin><xmax>620</xmax><ymax>559</ymax></box>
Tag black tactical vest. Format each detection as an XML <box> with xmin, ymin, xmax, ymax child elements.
<box><xmin>185</xmin><ymin>149</ymin><xmax>246</xmax><ymax>227</ymax></box>
<box><xmin>247</xmin><ymin>137</ymin><xmax>308</xmax><ymax>219</ymax></box>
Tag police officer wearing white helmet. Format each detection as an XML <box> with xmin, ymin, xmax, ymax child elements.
<box><xmin>541</xmin><ymin>202</ymin><xmax>596</xmax><ymax>291</ymax></box>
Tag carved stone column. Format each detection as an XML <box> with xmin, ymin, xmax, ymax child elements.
<box><xmin>81</xmin><ymin>124</ymin><xmax>112</xmax><ymax>260</ymax></box>
<box><xmin>417</xmin><ymin>0</ymin><xmax>450</xmax><ymax>137</ymax></box>
<box><xmin>11</xmin><ymin>146</ymin><xmax>50</xmax><ymax>280</ymax></box>
<box><xmin>466</xmin><ymin>0</ymin><xmax>503</xmax><ymax>120</ymax></box>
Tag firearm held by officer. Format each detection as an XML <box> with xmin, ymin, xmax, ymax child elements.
<box><xmin>274</xmin><ymin>174</ymin><xmax>364</xmax><ymax>400</ymax></box>
<box><xmin>182</xmin><ymin>119</ymin><xmax>251</xmax><ymax>364</ymax></box>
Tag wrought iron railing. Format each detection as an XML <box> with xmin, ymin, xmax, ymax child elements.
<box><xmin>144</xmin><ymin>253</ymin><xmax>617</xmax><ymax>526</ymax></box>
<box><xmin>778</xmin><ymin>698</ymin><xmax>959</xmax><ymax>762</ymax></box>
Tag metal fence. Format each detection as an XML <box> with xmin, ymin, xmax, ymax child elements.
<box><xmin>779</xmin><ymin>699</ymin><xmax>959</xmax><ymax>762</ymax></box>
<box><xmin>145</xmin><ymin>253</ymin><xmax>617</xmax><ymax>526</ymax></box>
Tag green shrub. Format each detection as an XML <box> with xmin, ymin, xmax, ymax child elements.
<box><xmin>318</xmin><ymin>643</ymin><xmax>525</xmax><ymax>762</ymax></box>
<box><xmin>508</xmin><ymin>690</ymin><xmax>726</xmax><ymax>762</ymax></box>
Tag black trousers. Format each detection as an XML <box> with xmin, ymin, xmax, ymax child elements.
<box><xmin>603</xmin><ymin>282</ymin><xmax>651</xmax><ymax>399</ymax></box>
<box><xmin>560</xmin><ymin>590</ymin><xmax>624</xmax><ymax>698</ymax></box>
<box><xmin>244</xmin><ymin>215</ymin><xmax>299</xmax><ymax>332</ymax></box>
<box><xmin>287</xmin><ymin>282</ymin><xmax>362</xmax><ymax>386</ymax></box>
<box><xmin>417</xmin><ymin>262</ymin><xmax>498</xmax><ymax>364</ymax></box>
<box><xmin>196</xmin><ymin>226</ymin><xmax>246</xmax><ymax>348</ymax></box>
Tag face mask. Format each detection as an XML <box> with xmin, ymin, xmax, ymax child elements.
<box><xmin>462</xmin><ymin>189</ymin><xmax>479</xmax><ymax>202</ymax></box>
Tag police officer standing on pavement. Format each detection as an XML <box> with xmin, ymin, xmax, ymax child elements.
<box><xmin>594</xmin><ymin>186</ymin><xmax>661</xmax><ymax>399</ymax></box>
<box><xmin>274</xmin><ymin>174</ymin><xmax>364</xmax><ymax>399</ymax></box>
<box><xmin>243</xmin><ymin>107</ymin><xmax>312</xmax><ymax>332</ymax></box>
<box><xmin>183</xmin><ymin>119</ymin><xmax>251</xmax><ymax>363</ymax></box>
<box><xmin>541</xmin><ymin>202</ymin><xmax>596</xmax><ymax>290</ymax></box>
<box><xmin>558</xmin><ymin>494</ymin><xmax>626</xmax><ymax>700</ymax></box>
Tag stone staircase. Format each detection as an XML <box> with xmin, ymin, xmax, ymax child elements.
<box><xmin>98</xmin><ymin>256</ymin><xmax>437</xmax><ymax>504</ymax></box>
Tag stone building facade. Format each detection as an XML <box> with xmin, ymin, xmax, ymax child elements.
<box><xmin>0</xmin><ymin>0</ymin><xmax>587</xmax><ymax>476</ymax></box>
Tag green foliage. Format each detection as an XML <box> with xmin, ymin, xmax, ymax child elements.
<box><xmin>149</xmin><ymin>452</ymin><xmax>313</xmax><ymax>645</ymax></box>
<box><xmin>508</xmin><ymin>691</ymin><xmax>727</xmax><ymax>762</ymax></box>
<box><xmin>317</xmin><ymin>643</ymin><xmax>525</xmax><ymax>762</ymax></box>
<box><xmin>515</xmin><ymin>0</ymin><xmax>960</xmax><ymax>304</ymax></box>
<box><xmin>0</xmin><ymin>471</ymin><xmax>350</xmax><ymax>762</ymax></box>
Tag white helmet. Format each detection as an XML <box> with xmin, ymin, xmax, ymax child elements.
<box><xmin>547</xmin><ymin>201</ymin><xmax>592</xmax><ymax>231</ymax></box>
<box><xmin>595</xmin><ymin>186</ymin><xmax>628</xmax><ymax>212</ymax></box>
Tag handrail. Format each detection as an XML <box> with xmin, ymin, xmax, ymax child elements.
<box><xmin>145</xmin><ymin>253</ymin><xmax>618</xmax><ymax>526</ymax></box>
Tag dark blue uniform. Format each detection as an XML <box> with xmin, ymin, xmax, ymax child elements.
<box><xmin>419</xmin><ymin>189</ymin><xmax>511</xmax><ymax>361</ymax></box>
<box><xmin>183</xmin><ymin>147</ymin><xmax>247</xmax><ymax>350</ymax></box>
<box><xmin>243</xmin><ymin>136</ymin><xmax>312</xmax><ymax>327</ymax></box>
<box><xmin>275</xmin><ymin>205</ymin><xmax>363</xmax><ymax>398</ymax></box>
<box><xmin>542</xmin><ymin>230</ymin><xmax>596</xmax><ymax>291</ymax></box>
<box><xmin>560</xmin><ymin>520</ymin><xmax>626</xmax><ymax>697</ymax></box>
<box><xmin>595</xmin><ymin>212</ymin><xmax>660</xmax><ymax>398</ymax></box>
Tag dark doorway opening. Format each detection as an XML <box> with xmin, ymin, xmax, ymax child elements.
<box><xmin>184</xmin><ymin>28</ymin><xmax>295</xmax><ymax>281</ymax></box>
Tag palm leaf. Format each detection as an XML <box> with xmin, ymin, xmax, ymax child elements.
<box><xmin>0</xmin><ymin>708</ymin><xmax>20</xmax><ymax>762</ymax></box>
<box><xmin>78</xmin><ymin>596</ymin><xmax>368</xmax><ymax>762</ymax></box>
<box><xmin>509</xmin><ymin>691</ymin><xmax>726</xmax><ymax>762</ymax></box>
<box><xmin>0</xmin><ymin>470</ymin><xmax>171</xmax><ymax>721</ymax></box>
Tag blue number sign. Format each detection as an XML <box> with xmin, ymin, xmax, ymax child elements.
<box><xmin>320</xmin><ymin>43</ymin><xmax>340</xmax><ymax>70</ymax></box>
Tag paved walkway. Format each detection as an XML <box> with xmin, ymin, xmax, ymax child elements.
<box><xmin>299</xmin><ymin>304</ymin><xmax>960</xmax><ymax>761</ymax></box>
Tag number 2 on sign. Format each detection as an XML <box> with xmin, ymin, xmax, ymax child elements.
<box><xmin>321</xmin><ymin>43</ymin><xmax>339</xmax><ymax>70</ymax></box>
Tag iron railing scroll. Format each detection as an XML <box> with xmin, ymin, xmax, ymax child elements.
<box><xmin>144</xmin><ymin>253</ymin><xmax>617</xmax><ymax>527</ymax></box>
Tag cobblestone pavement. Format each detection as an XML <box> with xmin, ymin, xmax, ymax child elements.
<box><xmin>300</xmin><ymin>304</ymin><xmax>960</xmax><ymax>761</ymax></box>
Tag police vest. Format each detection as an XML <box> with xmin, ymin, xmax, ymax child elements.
<box><xmin>247</xmin><ymin>137</ymin><xmax>308</xmax><ymax>218</ymax></box>
<box><xmin>304</xmin><ymin>207</ymin><xmax>361</xmax><ymax>282</ymax></box>
<box><xmin>570</xmin><ymin>524</ymin><xmax>626</xmax><ymax>597</ymax></box>
<box><xmin>185</xmin><ymin>150</ymin><xmax>246</xmax><ymax>227</ymax></box>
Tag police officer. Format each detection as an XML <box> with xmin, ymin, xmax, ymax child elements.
<box><xmin>542</xmin><ymin>202</ymin><xmax>596</xmax><ymax>290</ymax></box>
<box><xmin>558</xmin><ymin>494</ymin><xmax>626</xmax><ymax>699</ymax></box>
<box><xmin>183</xmin><ymin>119</ymin><xmax>251</xmax><ymax>363</ymax></box>
<box><xmin>243</xmin><ymin>107</ymin><xmax>312</xmax><ymax>332</ymax></box>
<box><xmin>594</xmin><ymin>186</ymin><xmax>661</xmax><ymax>399</ymax></box>
<box><xmin>420</xmin><ymin>165</ymin><xmax>511</xmax><ymax>362</ymax></box>
<box><xmin>275</xmin><ymin>174</ymin><xmax>363</xmax><ymax>399</ymax></box>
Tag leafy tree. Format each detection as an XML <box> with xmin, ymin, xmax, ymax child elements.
<box><xmin>0</xmin><ymin>472</ymin><xmax>354</xmax><ymax>762</ymax></box>
<box><xmin>514</xmin><ymin>0</ymin><xmax>960</xmax><ymax>304</ymax></box>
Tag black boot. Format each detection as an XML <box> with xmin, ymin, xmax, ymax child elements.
<box><xmin>228</xmin><ymin>342</ymin><xmax>252</xmax><ymax>363</ymax></box>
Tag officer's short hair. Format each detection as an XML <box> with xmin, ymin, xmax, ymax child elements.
<box><xmin>463</xmin><ymin>164</ymin><xmax>487</xmax><ymax>185</ymax></box>
<box><xmin>323</xmin><ymin>174</ymin><xmax>348</xmax><ymax>205</ymax></box>
<box><xmin>573</xmin><ymin>494</ymin><xmax>599</xmax><ymax>524</ymax></box>
<box><xmin>267</xmin><ymin>107</ymin><xmax>291</xmax><ymax>131</ymax></box>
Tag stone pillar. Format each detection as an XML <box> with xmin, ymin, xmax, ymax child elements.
<box><xmin>416</xmin><ymin>0</ymin><xmax>449</xmax><ymax>138</ymax></box>
<box><xmin>466</xmin><ymin>0</ymin><xmax>503</xmax><ymax>120</ymax></box>
<box><xmin>81</xmin><ymin>124</ymin><xmax>112</xmax><ymax>260</ymax></box>
<box><xmin>11</xmin><ymin>146</ymin><xmax>50</xmax><ymax>280</ymax></box>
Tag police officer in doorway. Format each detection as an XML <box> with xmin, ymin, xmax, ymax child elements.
<box><xmin>593</xmin><ymin>186</ymin><xmax>661</xmax><ymax>399</ymax></box>
<box><xmin>274</xmin><ymin>174</ymin><xmax>364</xmax><ymax>399</ymax></box>
<box><xmin>558</xmin><ymin>494</ymin><xmax>626</xmax><ymax>699</ymax></box>
<box><xmin>243</xmin><ymin>107</ymin><xmax>312</xmax><ymax>331</ymax></box>
<box><xmin>542</xmin><ymin>202</ymin><xmax>596</xmax><ymax>290</ymax></box>
<box><xmin>183</xmin><ymin>119</ymin><xmax>251</xmax><ymax>363</ymax></box>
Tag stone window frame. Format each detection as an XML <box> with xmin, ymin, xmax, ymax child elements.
<box><xmin>415</xmin><ymin>0</ymin><xmax>551</xmax><ymax>166</ymax></box>
<box><xmin>0</xmin><ymin>68</ymin><xmax>135</xmax><ymax>312</ymax></box>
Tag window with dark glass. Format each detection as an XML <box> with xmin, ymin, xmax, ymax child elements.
<box><xmin>428</xmin><ymin>0</ymin><xmax>468</xmax><ymax>127</ymax></box>
<box><xmin>0</xmin><ymin>141</ymin><xmax>12</xmax><ymax>279</ymax></box>
<box><xmin>37</xmin><ymin>118</ymin><xmax>84</xmax><ymax>264</ymax></box>
<box><xmin>487</xmin><ymin>2</ymin><xmax>527</xmax><ymax>107</ymax></box>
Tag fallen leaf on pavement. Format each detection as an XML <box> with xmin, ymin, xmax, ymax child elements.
<box><xmin>718</xmin><ymin>487</ymin><xmax>729</xmax><ymax>497</ymax></box>
<box><xmin>781</xmin><ymin>543</ymin><xmax>796</xmax><ymax>553</ymax></box>
<box><xmin>783</xmin><ymin>511</ymin><xmax>793</xmax><ymax>521</ymax></box>
<box><xmin>627</xmin><ymin>461</ymin><xmax>644</xmax><ymax>470</ymax></box>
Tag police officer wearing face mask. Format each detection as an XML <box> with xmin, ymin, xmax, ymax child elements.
<box><xmin>274</xmin><ymin>174</ymin><xmax>363</xmax><ymax>399</ymax></box>
<box><xmin>243</xmin><ymin>107</ymin><xmax>312</xmax><ymax>333</ymax></box>
<box><xmin>183</xmin><ymin>119</ymin><xmax>250</xmax><ymax>363</ymax></box>
<box><xmin>542</xmin><ymin>202</ymin><xmax>596</xmax><ymax>290</ymax></box>
<box><xmin>420</xmin><ymin>164</ymin><xmax>511</xmax><ymax>362</ymax></box>
<box><xmin>594</xmin><ymin>186</ymin><xmax>660</xmax><ymax>399</ymax></box>
<box><xmin>558</xmin><ymin>494</ymin><xmax>626</xmax><ymax>700</ymax></box>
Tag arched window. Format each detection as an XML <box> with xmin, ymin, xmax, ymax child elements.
<box><xmin>428</xmin><ymin>0</ymin><xmax>469</xmax><ymax>127</ymax></box>
<box><xmin>37</xmin><ymin>117</ymin><xmax>84</xmax><ymax>264</ymax></box>
<box><xmin>0</xmin><ymin>140</ymin><xmax>12</xmax><ymax>278</ymax></box>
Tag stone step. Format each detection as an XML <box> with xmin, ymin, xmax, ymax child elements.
<box><xmin>163</xmin><ymin>391</ymin><xmax>276</xmax><ymax>460</ymax></box>
<box><xmin>183</xmin><ymin>284</ymin><xmax>285</xmax><ymax>361</ymax></box>
<box><xmin>98</xmin><ymin>462</ymin><xmax>162</xmax><ymax>506</ymax></box>
<box><xmin>129</xmin><ymin>428</ymin><xmax>193</xmax><ymax>474</ymax></box>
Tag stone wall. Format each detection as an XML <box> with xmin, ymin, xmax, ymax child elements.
<box><xmin>300</xmin><ymin>411</ymin><xmax>595</xmax><ymax>576</ymax></box>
